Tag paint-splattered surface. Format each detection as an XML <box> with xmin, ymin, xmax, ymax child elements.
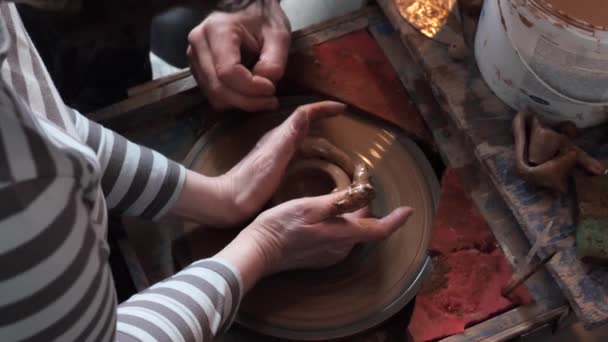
<box><xmin>376</xmin><ymin>0</ymin><xmax>608</xmax><ymax>328</ymax></box>
<box><xmin>408</xmin><ymin>169</ymin><xmax>532</xmax><ymax>341</ymax></box>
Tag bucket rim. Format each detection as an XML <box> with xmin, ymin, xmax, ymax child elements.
<box><xmin>498</xmin><ymin>0</ymin><xmax>608</xmax><ymax>106</ymax></box>
<box><xmin>530</xmin><ymin>0</ymin><xmax>608</xmax><ymax>31</ymax></box>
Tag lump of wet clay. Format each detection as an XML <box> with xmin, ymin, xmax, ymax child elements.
<box><xmin>274</xmin><ymin>136</ymin><xmax>376</xmax><ymax>215</ymax></box>
<box><xmin>333</xmin><ymin>163</ymin><xmax>376</xmax><ymax>215</ymax></box>
<box><xmin>512</xmin><ymin>112</ymin><xmax>607</xmax><ymax>193</ymax></box>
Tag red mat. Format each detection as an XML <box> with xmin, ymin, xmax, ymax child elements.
<box><xmin>408</xmin><ymin>169</ymin><xmax>532</xmax><ymax>341</ymax></box>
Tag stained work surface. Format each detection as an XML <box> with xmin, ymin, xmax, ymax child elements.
<box><xmin>575</xmin><ymin>171</ymin><xmax>608</xmax><ymax>265</ymax></box>
<box><xmin>285</xmin><ymin>30</ymin><xmax>433</xmax><ymax>147</ymax></box>
<box><xmin>408</xmin><ymin>169</ymin><xmax>531</xmax><ymax>341</ymax></box>
<box><xmin>376</xmin><ymin>0</ymin><xmax>608</xmax><ymax>328</ymax></box>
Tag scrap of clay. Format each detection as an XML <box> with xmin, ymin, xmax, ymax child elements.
<box><xmin>333</xmin><ymin>163</ymin><xmax>376</xmax><ymax>215</ymax></box>
<box><xmin>528</xmin><ymin>116</ymin><xmax>563</xmax><ymax>165</ymax></box>
<box><xmin>512</xmin><ymin>112</ymin><xmax>607</xmax><ymax>193</ymax></box>
<box><xmin>448</xmin><ymin>39</ymin><xmax>468</xmax><ymax>61</ymax></box>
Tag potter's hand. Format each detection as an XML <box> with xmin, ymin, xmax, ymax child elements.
<box><xmin>187</xmin><ymin>0</ymin><xmax>291</xmax><ymax>112</ymax></box>
<box><xmin>172</xmin><ymin>102</ymin><xmax>346</xmax><ymax>226</ymax></box>
<box><xmin>220</xmin><ymin>101</ymin><xmax>346</xmax><ymax>224</ymax></box>
<box><xmin>215</xmin><ymin>191</ymin><xmax>413</xmax><ymax>290</ymax></box>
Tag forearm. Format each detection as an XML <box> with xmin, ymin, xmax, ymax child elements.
<box><xmin>214</xmin><ymin>229</ymin><xmax>269</xmax><ymax>293</ymax></box>
<box><xmin>72</xmin><ymin>109</ymin><xmax>186</xmax><ymax>220</ymax></box>
<box><xmin>116</xmin><ymin>229</ymin><xmax>268</xmax><ymax>341</ymax></box>
<box><xmin>117</xmin><ymin>257</ymin><xmax>245</xmax><ymax>341</ymax></box>
<box><xmin>170</xmin><ymin>169</ymin><xmax>241</xmax><ymax>226</ymax></box>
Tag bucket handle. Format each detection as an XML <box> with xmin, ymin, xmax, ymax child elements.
<box><xmin>498</xmin><ymin>0</ymin><xmax>608</xmax><ymax>106</ymax></box>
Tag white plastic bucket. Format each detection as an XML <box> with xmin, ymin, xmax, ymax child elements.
<box><xmin>475</xmin><ymin>0</ymin><xmax>608</xmax><ymax>127</ymax></box>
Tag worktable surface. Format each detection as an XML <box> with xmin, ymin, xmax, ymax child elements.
<box><xmin>376</xmin><ymin>0</ymin><xmax>608</xmax><ymax>329</ymax></box>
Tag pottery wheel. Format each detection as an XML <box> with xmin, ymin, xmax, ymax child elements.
<box><xmin>181</xmin><ymin>98</ymin><xmax>438</xmax><ymax>340</ymax></box>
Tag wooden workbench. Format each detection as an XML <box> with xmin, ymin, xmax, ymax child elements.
<box><xmin>94</xmin><ymin>5</ymin><xmax>573</xmax><ymax>340</ymax></box>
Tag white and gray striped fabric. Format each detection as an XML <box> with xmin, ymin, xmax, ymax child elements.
<box><xmin>0</xmin><ymin>2</ymin><xmax>242</xmax><ymax>341</ymax></box>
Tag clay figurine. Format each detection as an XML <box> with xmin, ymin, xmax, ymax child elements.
<box><xmin>512</xmin><ymin>111</ymin><xmax>607</xmax><ymax>193</ymax></box>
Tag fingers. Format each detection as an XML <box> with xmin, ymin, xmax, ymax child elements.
<box><xmin>318</xmin><ymin>207</ymin><xmax>412</xmax><ymax>243</ymax></box>
<box><xmin>349</xmin><ymin>207</ymin><xmax>414</xmax><ymax>240</ymax></box>
<box><xmin>254</xmin><ymin>101</ymin><xmax>346</xmax><ymax>158</ymax></box>
<box><xmin>342</xmin><ymin>206</ymin><xmax>370</xmax><ymax>220</ymax></box>
<box><xmin>293</xmin><ymin>101</ymin><xmax>346</xmax><ymax>122</ymax></box>
<box><xmin>575</xmin><ymin>147</ymin><xmax>607</xmax><ymax>175</ymax></box>
<box><xmin>292</xmin><ymin>188</ymin><xmax>357</xmax><ymax>222</ymax></box>
<box><xmin>187</xmin><ymin>23</ymin><xmax>278</xmax><ymax>112</ymax></box>
<box><xmin>253</xmin><ymin>29</ymin><xmax>291</xmax><ymax>82</ymax></box>
<box><xmin>206</xmin><ymin>27</ymin><xmax>276</xmax><ymax>97</ymax></box>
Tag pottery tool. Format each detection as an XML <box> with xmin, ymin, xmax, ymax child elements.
<box><xmin>179</xmin><ymin>97</ymin><xmax>438</xmax><ymax>341</ymax></box>
<box><xmin>574</xmin><ymin>170</ymin><xmax>608</xmax><ymax>265</ymax></box>
<box><xmin>502</xmin><ymin>221</ymin><xmax>556</xmax><ymax>297</ymax></box>
<box><xmin>502</xmin><ymin>251</ymin><xmax>557</xmax><ymax>297</ymax></box>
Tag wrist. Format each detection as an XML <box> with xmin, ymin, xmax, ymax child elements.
<box><xmin>172</xmin><ymin>170</ymin><xmax>237</xmax><ymax>226</ymax></box>
<box><xmin>214</xmin><ymin>228</ymin><xmax>276</xmax><ymax>292</ymax></box>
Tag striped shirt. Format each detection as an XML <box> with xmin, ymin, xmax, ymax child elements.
<box><xmin>0</xmin><ymin>2</ymin><xmax>242</xmax><ymax>341</ymax></box>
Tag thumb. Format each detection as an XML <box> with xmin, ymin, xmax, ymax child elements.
<box><xmin>253</xmin><ymin>30</ymin><xmax>290</xmax><ymax>82</ymax></box>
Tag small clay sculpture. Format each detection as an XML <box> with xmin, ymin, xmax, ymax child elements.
<box><xmin>332</xmin><ymin>163</ymin><xmax>376</xmax><ymax>215</ymax></box>
<box><xmin>512</xmin><ymin>112</ymin><xmax>607</xmax><ymax>193</ymax></box>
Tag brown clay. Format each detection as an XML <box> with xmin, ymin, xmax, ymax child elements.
<box><xmin>333</xmin><ymin>163</ymin><xmax>376</xmax><ymax>215</ymax></box>
<box><xmin>271</xmin><ymin>159</ymin><xmax>352</xmax><ymax>206</ymax></box>
<box><xmin>528</xmin><ymin>115</ymin><xmax>563</xmax><ymax>165</ymax></box>
<box><xmin>299</xmin><ymin>136</ymin><xmax>356</xmax><ymax>175</ymax></box>
<box><xmin>555</xmin><ymin>121</ymin><xmax>579</xmax><ymax>139</ymax></box>
<box><xmin>512</xmin><ymin>112</ymin><xmax>607</xmax><ymax>193</ymax></box>
<box><xmin>448</xmin><ymin>39</ymin><xmax>468</xmax><ymax>62</ymax></box>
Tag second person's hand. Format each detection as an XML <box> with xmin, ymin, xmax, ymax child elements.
<box><xmin>187</xmin><ymin>0</ymin><xmax>291</xmax><ymax>112</ymax></box>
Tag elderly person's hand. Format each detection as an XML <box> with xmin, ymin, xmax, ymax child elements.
<box><xmin>187</xmin><ymin>0</ymin><xmax>290</xmax><ymax>112</ymax></box>
<box><xmin>216</xmin><ymin>191</ymin><xmax>413</xmax><ymax>291</ymax></box>
<box><xmin>173</xmin><ymin>101</ymin><xmax>347</xmax><ymax>226</ymax></box>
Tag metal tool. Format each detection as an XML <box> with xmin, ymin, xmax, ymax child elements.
<box><xmin>502</xmin><ymin>251</ymin><xmax>557</xmax><ymax>297</ymax></box>
<box><xmin>502</xmin><ymin>221</ymin><xmax>557</xmax><ymax>297</ymax></box>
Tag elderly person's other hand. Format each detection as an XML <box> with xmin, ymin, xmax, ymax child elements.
<box><xmin>216</xmin><ymin>192</ymin><xmax>413</xmax><ymax>291</ymax></box>
<box><xmin>187</xmin><ymin>0</ymin><xmax>290</xmax><ymax>112</ymax></box>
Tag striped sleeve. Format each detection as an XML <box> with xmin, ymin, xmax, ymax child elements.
<box><xmin>71</xmin><ymin>110</ymin><xmax>186</xmax><ymax>221</ymax></box>
<box><xmin>0</xmin><ymin>73</ymin><xmax>119</xmax><ymax>342</ymax></box>
<box><xmin>117</xmin><ymin>258</ymin><xmax>243</xmax><ymax>342</ymax></box>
